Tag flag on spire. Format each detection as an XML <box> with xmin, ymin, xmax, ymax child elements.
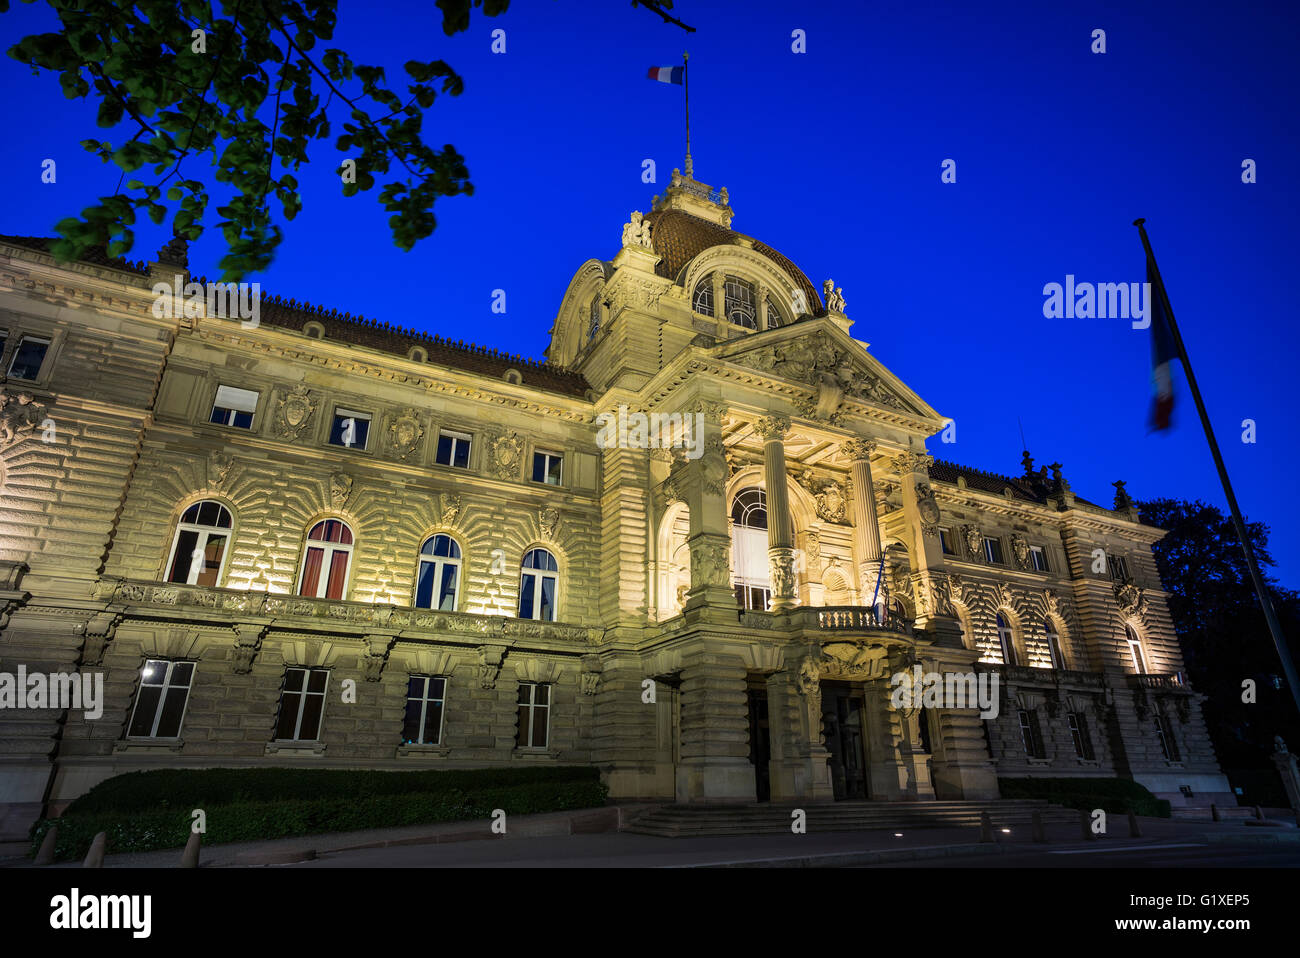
<box><xmin>647</xmin><ymin>65</ymin><xmax>683</xmax><ymax>84</ymax></box>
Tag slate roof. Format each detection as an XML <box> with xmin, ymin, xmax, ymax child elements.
<box><xmin>643</xmin><ymin>208</ymin><xmax>824</xmax><ymax>314</ymax></box>
<box><xmin>931</xmin><ymin>458</ymin><xmax>1106</xmax><ymax>511</ymax></box>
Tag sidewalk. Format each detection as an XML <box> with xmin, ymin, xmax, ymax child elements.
<box><xmin>5</xmin><ymin>808</ymin><xmax>1293</xmax><ymax>869</ymax></box>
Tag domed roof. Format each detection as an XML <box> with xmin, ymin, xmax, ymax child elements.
<box><xmin>642</xmin><ymin>208</ymin><xmax>823</xmax><ymax>315</ymax></box>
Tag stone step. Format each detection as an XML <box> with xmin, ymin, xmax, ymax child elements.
<box><xmin>625</xmin><ymin>800</ymin><xmax>1080</xmax><ymax>838</ymax></box>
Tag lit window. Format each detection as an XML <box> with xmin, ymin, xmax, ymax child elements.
<box><xmin>209</xmin><ymin>385</ymin><xmax>259</xmax><ymax>429</ymax></box>
<box><xmin>402</xmin><ymin>676</ymin><xmax>446</xmax><ymax>745</ymax></box>
<box><xmin>692</xmin><ymin>276</ymin><xmax>715</xmax><ymax>316</ymax></box>
<box><xmin>996</xmin><ymin>613</ymin><xmax>1017</xmax><ymax>666</ymax></box>
<box><xmin>1029</xmin><ymin>545</ymin><xmax>1049</xmax><ymax>572</ymax></box>
<box><xmin>731</xmin><ymin>488</ymin><xmax>769</xmax><ymax>611</ymax></box>
<box><xmin>519</xmin><ymin>548</ymin><xmax>558</xmax><ymax>621</ymax></box>
<box><xmin>7</xmin><ymin>336</ymin><xmax>49</xmax><ymax>380</ymax></box>
<box><xmin>415</xmin><ymin>534</ymin><xmax>461</xmax><ymax>611</ymax></box>
<box><xmin>165</xmin><ymin>500</ymin><xmax>233</xmax><ymax>587</ymax></box>
<box><xmin>1045</xmin><ymin>620</ymin><xmax>1066</xmax><ymax>669</ymax></box>
<box><xmin>297</xmin><ymin>519</ymin><xmax>354</xmax><ymax>599</ymax></box>
<box><xmin>723</xmin><ymin>276</ymin><xmax>756</xmax><ymax>329</ymax></box>
<box><xmin>983</xmin><ymin>537</ymin><xmax>1004</xmax><ymax>564</ymax></box>
<box><xmin>532</xmin><ymin>451</ymin><xmax>563</xmax><ymax>486</ymax></box>
<box><xmin>435</xmin><ymin>431</ymin><xmax>471</xmax><ymax>469</ymax></box>
<box><xmin>275</xmin><ymin>667</ymin><xmax>329</xmax><ymax>741</ymax></box>
<box><xmin>516</xmin><ymin>681</ymin><xmax>551</xmax><ymax>749</ymax></box>
<box><xmin>127</xmin><ymin>660</ymin><xmax>194</xmax><ymax>738</ymax></box>
<box><xmin>329</xmin><ymin>408</ymin><xmax>371</xmax><ymax>450</ymax></box>
<box><xmin>1125</xmin><ymin>625</ymin><xmax>1148</xmax><ymax>673</ymax></box>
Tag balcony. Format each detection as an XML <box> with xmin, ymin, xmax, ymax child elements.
<box><xmin>738</xmin><ymin>605</ymin><xmax>914</xmax><ymax>637</ymax></box>
<box><xmin>94</xmin><ymin>578</ymin><xmax>601</xmax><ymax>645</ymax></box>
<box><xmin>1129</xmin><ymin>672</ymin><xmax>1191</xmax><ymax>693</ymax></box>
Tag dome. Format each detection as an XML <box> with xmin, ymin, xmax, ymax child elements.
<box><xmin>642</xmin><ymin>207</ymin><xmax>824</xmax><ymax>316</ymax></box>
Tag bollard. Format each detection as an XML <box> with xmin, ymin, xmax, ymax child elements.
<box><xmin>1030</xmin><ymin>810</ymin><xmax>1046</xmax><ymax>843</ymax></box>
<box><xmin>34</xmin><ymin>825</ymin><xmax>58</xmax><ymax>866</ymax></box>
<box><xmin>180</xmin><ymin>830</ymin><xmax>201</xmax><ymax>868</ymax></box>
<box><xmin>1211</xmin><ymin>803</ymin><xmax>1221</xmax><ymax>822</ymax></box>
<box><xmin>978</xmin><ymin>811</ymin><xmax>995</xmax><ymax>843</ymax></box>
<box><xmin>1128</xmin><ymin>811</ymin><xmax>1143</xmax><ymax>838</ymax></box>
<box><xmin>1253</xmin><ymin>805</ymin><xmax>1264</xmax><ymax>821</ymax></box>
<box><xmin>83</xmin><ymin>831</ymin><xmax>107</xmax><ymax>868</ymax></box>
<box><xmin>1079</xmin><ymin>809</ymin><xmax>1095</xmax><ymax>841</ymax></box>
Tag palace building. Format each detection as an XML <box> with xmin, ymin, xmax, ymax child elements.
<box><xmin>0</xmin><ymin>167</ymin><xmax>1231</xmax><ymax>839</ymax></box>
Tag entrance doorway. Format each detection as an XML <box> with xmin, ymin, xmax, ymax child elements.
<box><xmin>821</xmin><ymin>682</ymin><xmax>869</xmax><ymax>800</ymax></box>
<box><xmin>746</xmin><ymin>684</ymin><xmax>771</xmax><ymax>802</ymax></box>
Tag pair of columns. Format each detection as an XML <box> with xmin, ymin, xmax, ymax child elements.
<box><xmin>752</xmin><ymin>420</ymin><xmax>884</xmax><ymax>613</ymax></box>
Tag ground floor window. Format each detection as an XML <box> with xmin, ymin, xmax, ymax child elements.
<box><xmin>1155</xmin><ymin>714</ymin><xmax>1181</xmax><ymax>762</ymax></box>
<box><xmin>1067</xmin><ymin>711</ymin><xmax>1095</xmax><ymax>760</ymax></box>
<box><xmin>516</xmin><ymin>681</ymin><xmax>551</xmax><ymax>749</ymax></box>
<box><xmin>402</xmin><ymin>675</ymin><xmax>446</xmax><ymax>745</ymax></box>
<box><xmin>127</xmin><ymin>660</ymin><xmax>194</xmax><ymax>738</ymax></box>
<box><xmin>275</xmin><ymin>667</ymin><xmax>329</xmax><ymax>741</ymax></box>
<box><xmin>1018</xmin><ymin>708</ymin><xmax>1046</xmax><ymax>758</ymax></box>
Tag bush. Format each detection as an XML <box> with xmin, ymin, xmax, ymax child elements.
<box><xmin>998</xmin><ymin>776</ymin><xmax>1172</xmax><ymax>818</ymax></box>
<box><xmin>30</xmin><ymin>766</ymin><xmax>607</xmax><ymax>861</ymax></box>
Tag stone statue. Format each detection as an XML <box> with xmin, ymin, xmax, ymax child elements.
<box><xmin>622</xmin><ymin>212</ymin><xmax>642</xmax><ymax>248</ymax></box>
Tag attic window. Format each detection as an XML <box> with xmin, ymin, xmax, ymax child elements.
<box><xmin>724</xmin><ymin>276</ymin><xmax>756</xmax><ymax>329</ymax></box>
<box><xmin>765</xmin><ymin>296</ymin><xmax>786</xmax><ymax>329</ymax></box>
<box><xmin>587</xmin><ymin>294</ymin><xmax>601</xmax><ymax>342</ymax></box>
<box><xmin>408</xmin><ymin>346</ymin><xmax>427</xmax><ymax>363</ymax></box>
<box><xmin>692</xmin><ymin>276</ymin><xmax>714</xmax><ymax>317</ymax></box>
<box><xmin>304</xmin><ymin>321</ymin><xmax>325</xmax><ymax>339</ymax></box>
<box><xmin>503</xmin><ymin>368</ymin><xmax>523</xmax><ymax>385</ymax></box>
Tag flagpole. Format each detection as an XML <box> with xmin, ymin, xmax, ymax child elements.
<box><xmin>683</xmin><ymin>51</ymin><xmax>691</xmax><ymax>177</ymax></box>
<box><xmin>1135</xmin><ymin>217</ymin><xmax>1300</xmax><ymax>718</ymax></box>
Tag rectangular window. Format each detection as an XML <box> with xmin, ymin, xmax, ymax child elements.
<box><xmin>1108</xmin><ymin>554</ymin><xmax>1130</xmax><ymax>581</ymax></box>
<box><xmin>402</xmin><ymin>675</ymin><xmax>447</xmax><ymax>746</ymax></box>
<box><xmin>1155</xmin><ymin>715</ymin><xmax>1181</xmax><ymax>762</ymax></box>
<box><xmin>209</xmin><ymin>385</ymin><xmax>259</xmax><ymax>429</ymax></box>
<box><xmin>329</xmin><ymin>408</ymin><xmax>371</xmax><ymax>450</ymax></box>
<box><xmin>1068</xmin><ymin>711</ymin><xmax>1095</xmax><ymax>760</ymax></box>
<box><xmin>435</xmin><ymin>430</ymin><xmax>472</xmax><ymax>468</ymax></box>
<box><xmin>1018</xmin><ymin>708</ymin><xmax>1045</xmax><ymax>758</ymax></box>
<box><xmin>532</xmin><ymin>450</ymin><xmax>563</xmax><ymax>485</ymax></box>
<box><xmin>983</xmin><ymin>537</ymin><xmax>1004</xmax><ymax>564</ymax></box>
<box><xmin>274</xmin><ymin>667</ymin><xmax>329</xmax><ymax>741</ymax></box>
<box><xmin>127</xmin><ymin>660</ymin><xmax>194</xmax><ymax>738</ymax></box>
<box><xmin>516</xmin><ymin>681</ymin><xmax>551</xmax><ymax>749</ymax></box>
<box><xmin>1127</xmin><ymin>638</ymin><xmax>1149</xmax><ymax>674</ymax></box>
<box><xmin>1029</xmin><ymin>545</ymin><xmax>1049</xmax><ymax>572</ymax></box>
<box><xmin>7</xmin><ymin>336</ymin><xmax>49</xmax><ymax>380</ymax></box>
<box><xmin>939</xmin><ymin>527</ymin><xmax>957</xmax><ymax>556</ymax></box>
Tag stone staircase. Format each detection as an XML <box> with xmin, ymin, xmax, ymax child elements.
<box><xmin>624</xmin><ymin>799</ymin><xmax>1079</xmax><ymax>838</ymax></box>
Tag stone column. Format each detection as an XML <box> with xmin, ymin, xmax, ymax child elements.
<box><xmin>842</xmin><ymin>439</ymin><xmax>884</xmax><ymax>611</ymax></box>
<box><xmin>682</xmin><ymin>399</ymin><xmax>734</xmax><ymax>624</ymax></box>
<box><xmin>756</xmin><ymin>415</ymin><xmax>796</xmax><ymax>611</ymax></box>
<box><xmin>755</xmin><ymin>281</ymin><xmax>769</xmax><ymax>331</ymax></box>
<box><xmin>675</xmin><ymin>652</ymin><xmax>754</xmax><ymax>803</ymax></box>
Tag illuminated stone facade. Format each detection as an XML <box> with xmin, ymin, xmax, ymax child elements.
<box><xmin>0</xmin><ymin>173</ymin><xmax>1230</xmax><ymax>838</ymax></box>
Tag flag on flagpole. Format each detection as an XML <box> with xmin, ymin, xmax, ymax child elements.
<box><xmin>1148</xmin><ymin>258</ymin><xmax>1179</xmax><ymax>430</ymax></box>
<box><xmin>647</xmin><ymin>65</ymin><xmax>684</xmax><ymax>84</ymax></box>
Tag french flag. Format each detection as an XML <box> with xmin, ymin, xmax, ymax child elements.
<box><xmin>647</xmin><ymin>65</ymin><xmax>684</xmax><ymax>85</ymax></box>
<box><xmin>1148</xmin><ymin>258</ymin><xmax>1178</xmax><ymax>431</ymax></box>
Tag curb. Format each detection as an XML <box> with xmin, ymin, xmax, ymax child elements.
<box><xmin>681</xmin><ymin>842</ymin><xmax>1010</xmax><ymax>868</ymax></box>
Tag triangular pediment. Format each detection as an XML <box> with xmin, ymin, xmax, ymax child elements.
<box><xmin>717</xmin><ymin>323</ymin><xmax>943</xmax><ymax>425</ymax></box>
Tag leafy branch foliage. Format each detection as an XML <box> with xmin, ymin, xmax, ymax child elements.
<box><xmin>3</xmin><ymin>0</ymin><xmax>511</xmax><ymax>279</ymax></box>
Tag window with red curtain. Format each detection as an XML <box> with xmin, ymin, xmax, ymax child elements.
<box><xmin>298</xmin><ymin>520</ymin><xmax>353</xmax><ymax>598</ymax></box>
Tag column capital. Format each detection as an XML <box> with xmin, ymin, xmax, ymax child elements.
<box><xmin>890</xmin><ymin>451</ymin><xmax>934</xmax><ymax>476</ymax></box>
<box><xmin>840</xmin><ymin>438</ymin><xmax>877</xmax><ymax>462</ymax></box>
<box><xmin>692</xmin><ymin>397</ymin><xmax>728</xmax><ymax>422</ymax></box>
<box><xmin>754</xmin><ymin>415</ymin><xmax>791</xmax><ymax>442</ymax></box>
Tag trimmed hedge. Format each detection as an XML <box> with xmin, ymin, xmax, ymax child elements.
<box><xmin>30</xmin><ymin>766</ymin><xmax>608</xmax><ymax>862</ymax></box>
<box><xmin>998</xmin><ymin>776</ymin><xmax>1172</xmax><ymax>818</ymax></box>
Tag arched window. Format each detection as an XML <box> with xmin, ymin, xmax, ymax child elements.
<box><xmin>996</xmin><ymin>613</ymin><xmax>1017</xmax><ymax>666</ymax></box>
<box><xmin>519</xmin><ymin>548</ymin><xmax>558</xmax><ymax>621</ymax></box>
<box><xmin>587</xmin><ymin>293</ymin><xmax>601</xmax><ymax>342</ymax></box>
<box><xmin>1125</xmin><ymin>624</ymin><xmax>1148</xmax><ymax>673</ymax></box>
<box><xmin>165</xmin><ymin>500</ymin><xmax>233</xmax><ymax>587</ymax></box>
<box><xmin>724</xmin><ymin>276</ymin><xmax>757</xmax><ymax>329</ymax></box>
<box><xmin>297</xmin><ymin>519</ymin><xmax>354</xmax><ymax>600</ymax></box>
<box><xmin>1045</xmin><ymin>618</ymin><xmax>1065</xmax><ymax>669</ymax></box>
<box><xmin>765</xmin><ymin>296</ymin><xmax>786</xmax><ymax>329</ymax></box>
<box><xmin>692</xmin><ymin>276</ymin><xmax>715</xmax><ymax>316</ymax></box>
<box><xmin>731</xmin><ymin>488</ymin><xmax>769</xmax><ymax>610</ymax></box>
<box><xmin>415</xmin><ymin>534</ymin><xmax>461</xmax><ymax>611</ymax></box>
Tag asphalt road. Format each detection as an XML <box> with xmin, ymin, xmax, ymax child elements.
<box><xmin>862</xmin><ymin>842</ymin><xmax>1300</xmax><ymax>867</ymax></box>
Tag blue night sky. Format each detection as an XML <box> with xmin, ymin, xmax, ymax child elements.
<box><xmin>3</xmin><ymin>1</ymin><xmax>1298</xmax><ymax>584</ymax></box>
